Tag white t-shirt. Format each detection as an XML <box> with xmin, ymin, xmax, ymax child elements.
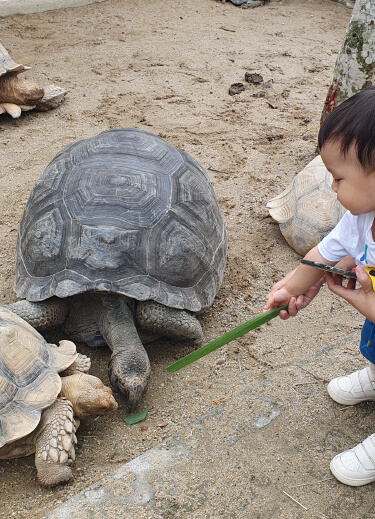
<box><xmin>317</xmin><ymin>210</ymin><xmax>375</xmax><ymax>266</ymax></box>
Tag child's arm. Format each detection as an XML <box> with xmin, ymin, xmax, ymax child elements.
<box><xmin>263</xmin><ymin>246</ymin><xmax>337</xmax><ymax>316</ymax></box>
<box><xmin>333</xmin><ymin>256</ymin><xmax>356</xmax><ymax>272</ymax></box>
<box><xmin>324</xmin><ymin>266</ymin><xmax>375</xmax><ymax>322</ymax></box>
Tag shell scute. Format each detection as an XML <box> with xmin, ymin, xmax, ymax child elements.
<box><xmin>0</xmin><ymin>43</ymin><xmax>25</xmax><ymax>77</ymax></box>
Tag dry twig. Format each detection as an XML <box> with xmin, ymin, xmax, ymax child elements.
<box><xmin>282</xmin><ymin>490</ymin><xmax>307</xmax><ymax>510</ymax></box>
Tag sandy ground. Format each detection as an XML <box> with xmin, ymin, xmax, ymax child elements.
<box><xmin>0</xmin><ymin>0</ymin><xmax>361</xmax><ymax>517</ymax></box>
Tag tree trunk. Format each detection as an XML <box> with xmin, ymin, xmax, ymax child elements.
<box><xmin>321</xmin><ymin>0</ymin><xmax>375</xmax><ymax>123</ymax></box>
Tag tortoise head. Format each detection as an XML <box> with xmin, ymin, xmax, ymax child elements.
<box><xmin>60</xmin><ymin>373</ymin><xmax>118</xmax><ymax>418</ymax></box>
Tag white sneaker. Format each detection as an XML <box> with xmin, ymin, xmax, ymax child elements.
<box><xmin>327</xmin><ymin>365</ymin><xmax>375</xmax><ymax>405</ymax></box>
<box><xmin>330</xmin><ymin>435</ymin><xmax>375</xmax><ymax>486</ymax></box>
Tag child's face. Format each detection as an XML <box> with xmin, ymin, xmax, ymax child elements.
<box><xmin>321</xmin><ymin>140</ymin><xmax>375</xmax><ymax>216</ymax></box>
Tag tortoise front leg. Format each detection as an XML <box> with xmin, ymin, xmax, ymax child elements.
<box><xmin>136</xmin><ymin>300</ymin><xmax>204</xmax><ymax>342</ymax></box>
<box><xmin>60</xmin><ymin>353</ymin><xmax>91</xmax><ymax>376</ymax></box>
<box><xmin>5</xmin><ymin>298</ymin><xmax>68</xmax><ymax>332</ymax></box>
<box><xmin>34</xmin><ymin>397</ymin><xmax>78</xmax><ymax>487</ymax></box>
<box><xmin>96</xmin><ymin>294</ymin><xmax>151</xmax><ymax>411</ymax></box>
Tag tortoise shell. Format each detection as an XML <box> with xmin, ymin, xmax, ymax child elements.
<box><xmin>0</xmin><ymin>307</ymin><xmax>77</xmax><ymax>447</ymax></box>
<box><xmin>15</xmin><ymin>128</ymin><xmax>227</xmax><ymax>312</ymax></box>
<box><xmin>0</xmin><ymin>42</ymin><xmax>27</xmax><ymax>76</ymax></box>
<box><xmin>267</xmin><ymin>155</ymin><xmax>345</xmax><ymax>255</ymax></box>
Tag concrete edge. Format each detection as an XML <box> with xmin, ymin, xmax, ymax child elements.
<box><xmin>0</xmin><ymin>0</ymin><xmax>107</xmax><ymax>18</ymax></box>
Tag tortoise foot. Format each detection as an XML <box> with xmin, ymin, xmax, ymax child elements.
<box><xmin>36</xmin><ymin>461</ymin><xmax>74</xmax><ymax>488</ymax></box>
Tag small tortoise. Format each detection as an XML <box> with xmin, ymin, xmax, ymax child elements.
<box><xmin>0</xmin><ymin>307</ymin><xmax>118</xmax><ymax>487</ymax></box>
<box><xmin>0</xmin><ymin>42</ymin><xmax>66</xmax><ymax>118</ymax></box>
<box><xmin>6</xmin><ymin>128</ymin><xmax>228</xmax><ymax>410</ymax></box>
<box><xmin>267</xmin><ymin>155</ymin><xmax>345</xmax><ymax>255</ymax></box>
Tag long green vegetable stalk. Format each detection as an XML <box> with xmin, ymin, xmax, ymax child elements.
<box><xmin>166</xmin><ymin>304</ymin><xmax>288</xmax><ymax>373</ymax></box>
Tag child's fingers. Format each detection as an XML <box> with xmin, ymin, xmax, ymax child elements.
<box><xmin>263</xmin><ymin>300</ymin><xmax>273</xmax><ymax>312</ymax></box>
<box><xmin>263</xmin><ymin>294</ymin><xmax>281</xmax><ymax>312</ymax></box>
<box><xmin>278</xmin><ymin>309</ymin><xmax>290</xmax><ymax>320</ymax></box>
<box><xmin>355</xmin><ymin>266</ymin><xmax>374</xmax><ymax>292</ymax></box>
<box><xmin>324</xmin><ymin>271</ymin><xmax>358</xmax><ymax>299</ymax></box>
<box><xmin>324</xmin><ymin>272</ymin><xmax>343</xmax><ymax>293</ymax></box>
<box><xmin>265</xmin><ymin>296</ymin><xmax>297</xmax><ymax>319</ymax></box>
<box><xmin>286</xmin><ymin>297</ymin><xmax>299</xmax><ymax>316</ymax></box>
<box><xmin>279</xmin><ymin>297</ymin><xmax>298</xmax><ymax>319</ymax></box>
<box><xmin>346</xmin><ymin>277</ymin><xmax>356</xmax><ymax>290</ymax></box>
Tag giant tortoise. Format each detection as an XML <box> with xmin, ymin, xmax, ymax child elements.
<box><xmin>0</xmin><ymin>307</ymin><xmax>117</xmax><ymax>487</ymax></box>
<box><xmin>6</xmin><ymin>128</ymin><xmax>228</xmax><ymax>410</ymax></box>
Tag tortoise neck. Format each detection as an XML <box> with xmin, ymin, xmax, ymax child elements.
<box><xmin>59</xmin><ymin>374</ymin><xmax>82</xmax><ymax>414</ymax></box>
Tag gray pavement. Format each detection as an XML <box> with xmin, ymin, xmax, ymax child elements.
<box><xmin>0</xmin><ymin>0</ymin><xmax>106</xmax><ymax>17</ymax></box>
<box><xmin>42</xmin><ymin>333</ymin><xmax>375</xmax><ymax>519</ymax></box>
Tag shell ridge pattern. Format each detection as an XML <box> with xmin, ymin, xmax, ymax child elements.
<box><xmin>18</xmin><ymin>210</ymin><xmax>67</xmax><ymax>284</ymax></box>
<box><xmin>170</xmin><ymin>201</ymin><xmax>220</xmax><ymax>251</ymax></box>
<box><xmin>0</xmin><ymin>309</ymin><xmax>44</xmax><ymax>338</ymax></box>
<box><xmin>19</xmin><ymin>152</ymin><xmax>70</xmax><ymax>280</ymax></box>
<box><xmin>0</xmin><ymin>352</ymin><xmax>48</xmax><ymax>388</ymax></box>
<box><xmin>155</xmin><ymin>209</ymin><xmax>212</xmax><ymax>274</ymax></box>
<box><xmin>62</xmin><ymin>161</ymin><xmax>171</xmax><ymax>229</ymax></box>
<box><xmin>0</xmin><ymin>373</ymin><xmax>18</xmax><ymax>411</ymax></box>
<box><xmin>0</xmin><ymin>332</ymin><xmax>51</xmax><ymax>390</ymax></box>
<box><xmin>0</xmin><ymin>396</ymin><xmax>53</xmax><ymax>447</ymax></box>
<box><xmin>0</xmin><ymin>406</ymin><xmax>37</xmax><ymax>448</ymax></box>
<box><xmin>163</xmin><ymin>226</ymin><xmax>227</xmax><ymax>291</ymax></box>
<box><xmin>0</xmin><ymin>43</ymin><xmax>24</xmax><ymax>75</ymax></box>
<box><xmin>0</xmin><ymin>307</ymin><xmax>66</xmax><ymax>446</ymax></box>
<box><xmin>63</xmin><ymin>212</ymin><xmax>74</xmax><ymax>274</ymax></box>
<box><xmin>13</xmin><ymin>252</ymin><xmax>52</xmax><ymax>300</ymax></box>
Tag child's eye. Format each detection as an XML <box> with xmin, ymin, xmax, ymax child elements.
<box><xmin>334</xmin><ymin>178</ymin><xmax>341</xmax><ymax>183</ymax></box>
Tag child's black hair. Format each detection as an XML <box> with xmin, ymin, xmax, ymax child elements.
<box><xmin>318</xmin><ymin>85</ymin><xmax>375</xmax><ymax>172</ymax></box>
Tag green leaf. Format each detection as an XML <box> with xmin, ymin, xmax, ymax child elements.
<box><xmin>166</xmin><ymin>304</ymin><xmax>288</xmax><ymax>373</ymax></box>
<box><xmin>123</xmin><ymin>409</ymin><xmax>148</xmax><ymax>425</ymax></box>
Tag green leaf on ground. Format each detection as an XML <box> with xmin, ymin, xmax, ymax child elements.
<box><xmin>123</xmin><ymin>409</ymin><xmax>148</xmax><ymax>425</ymax></box>
<box><xmin>166</xmin><ymin>304</ymin><xmax>288</xmax><ymax>373</ymax></box>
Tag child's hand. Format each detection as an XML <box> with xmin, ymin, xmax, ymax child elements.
<box><xmin>264</xmin><ymin>270</ymin><xmax>323</xmax><ymax>320</ymax></box>
<box><xmin>324</xmin><ymin>266</ymin><xmax>375</xmax><ymax>321</ymax></box>
<box><xmin>264</xmin><ymin>286</ymin><xmax>295</xmax><ymax>313</ymax></box>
